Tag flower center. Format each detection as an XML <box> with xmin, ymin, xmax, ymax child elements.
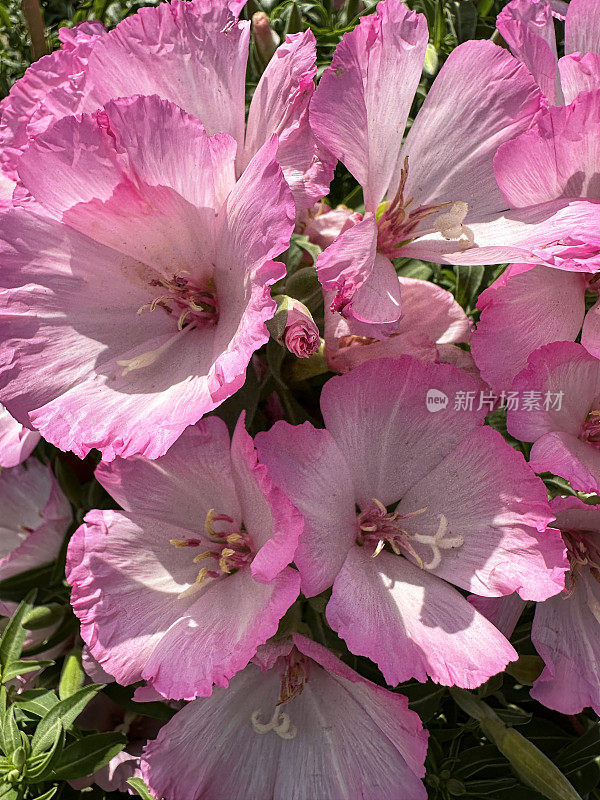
<box><xmin>376</xmin><ymin>157</ymin><xmax>474</xmax><ymax>257</ymax></box>
<box><xmin>251</xmin><ymin>649</ymin><xmax>309</xmax><ymax>740</ymax></box>
<box><xmin>357</xmin><ymin>498</ymin><xmax>463</xmax><ymax>570</ymax></box>
<box><xmin>139</xmin><ymin>274</ymin><xmax>219</xmax><ymax>330</ymax></box>
<box><xmin>562</xmin><ymin>528</ymin><xmax>600</xmax><ymax>590</ymax></box>
<box><xmin>171</xmin><ymin>508</ymin><xmax>254</xmax><ymax>599</ymax></box>
<box><xmin>580</xmin><ymin>409</ymin><xmax>600</xmax><ymax>448</ymax></box>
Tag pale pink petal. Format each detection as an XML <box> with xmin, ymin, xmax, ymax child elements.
<box><xmin>326</xmin><ymin>277</ymin><xmax>471</xmax><ymax>374</ymax></box>
<box><xmin>0</xmin><ymin>405</ymin><xmax>39</xmax><ymax>467</ymax></box>
<box><xmin>529</xmin><ymin>431</ymin><xmax>600</xmax><ymax>493</ymax></box>
<box><xmin>230</xmin><ymin>414</ymin><xmax>302</xmax><ymax>583</ymax></box>
<box><xmin>471</xmin><ymin>264</ymin><xmax>586</xmax><ymax>393</ymax></box>
<box><xmin>66</xmin><ymin>510</ymin><xmax>207</xmax><ymax>686</ymax></box>
<box><xmin>497</xmin><ymin>0</ymin><xmax>560</xmax><ymax>103</ymax></box>
<box><xmin>582</xmin><ymin>295</ymin><xmax>600</xmax><ymax>358</ymax></box>
<box><xmin>310</xmin><ymin>0</ymin><xmax>428</xmax><ymax>211</ymax></box>
<box><xmin>315</xmin><ymin>214</ymin><xmax>379</xmax><ymax>323</ymax></box>
<box><xmin>468</xmin><ymin>594</ymin><xmax>527</xmax><ymax>639</ymax></box>
<box><xmin>85</xmin><ymin>0</ymin><xmax>249</xmax><ymax>150</ymax></box>
<box><xmin>397</xmin><ymin>426</ymin><xmax>565</xmax><ymax>601</ymax></box>
<box><xmin>142</xmin><ymin>641</ymin><xmax>427</xmax><ymax>800</ymax></box>
<box><xmin>320</xmin><ymin>357</ymin><xmax>485</xmax><ymax>508</ymax></box>
<box><xmin>17</xmin><ymin>95</ymin><xmax>225</xmax><ymax>275</ymax></box>
<box><xmin>95</xmin><ymin>418</ymin><xmax>241</xmax><ymax>532</ymax></box>
<box><xmin>0</xmin><ymin>172</ymin><xmax>16</xmax><ymax>207</ymax></box>
<box><xmin>301</xmin><ymin>204</ymin><xmax>355</xmax><ymax>250</ymax></box>
<box><xmin>558</xmin><ymin>52</ymin><xmax>600</xmax><ymax>104</ymax></box>
<box><xmin>326</xmin><ymin>548</ymin><xmax>517</xmax><ymax>688</ymax></box>
<box><xmin>0</xmin><ymin>459</ymin><xmax>71</xmax><ymax>581</ymax></box>
<box><xmin>0</xmin><ymin>114</ymin><xmax>292</xmax><ymax>461</ymax></box>
<box><xmin>256</xmin><ymin>422</ymin><xmax>357</xmax><ymax>597</ymax></box>
<box><xmin>141</xmin><ymin>567</ymin><xmax>300</xmax><ymax>700</ymax></box>
<box><xmin>565</xmin><ymin>0</ymin><xmax>600</xmax><ymax>56</ymax></box>
<box><xmin>531</xmin><ymin>496</ymin><xmax>600</xmax><ymax>713</ymax></box>
<box><xmin>494</xmin><ymin>92</ymin><xmax>600</xmax><ymax>207</ymax></box>
<box><xmin>532</xmin><ymin>575</ymin><xmax>600</xmax><ymax>714</ymax></box>
<box><xmin>395</xmin><ymin>40</ymin><xmax>543</xmax><ymax>219</ymax></box>
<box><xmin>0</xmin><ymin>32</ymin><xmax>101</xmax><ymax>179</ymax></box>
<box><xmin>243</xmin><ymin>30</ymin><xmax>334</xmax><ymax>211</ymax></box>
<box><xmin>411</xmin><ymin>198</ymin><xmax>600</xmax><ymax>272</ymax></box>
<box><xmin>58</xmin><ymin>21</ymin><xmax>106</xmax><ymax>51</ymax></box>
<box><xmin>508</xmin><ymin>341</ymin><xmax>600</xmax><ymax>440</ymax></box>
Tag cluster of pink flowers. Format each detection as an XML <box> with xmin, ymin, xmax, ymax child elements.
<box><xmin>2</xmin><ymin>0</ymin><xmax>600</xmax><ymax>796</ymax></box>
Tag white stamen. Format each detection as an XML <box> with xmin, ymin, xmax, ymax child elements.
<box><xmin>251</xmin><ymin>707</ymin><xmax>297</xmax><ymax>740</ymax></box>
<box><xmin>435</xmin><ymin>201</ymin><xmax>474</xmax><ymax>248</ymax></box>
<box><xmin>412</xmin><ymin>514</ymin><xmax>463</xmax><ymax>570</ymax></box>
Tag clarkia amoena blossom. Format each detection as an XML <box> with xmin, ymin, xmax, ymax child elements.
<box><xmin>66</xmin><ymin>415</ymin><xmax>302</xmax><ymax>700</ymax></box>
<box><xmin>309</xmin><ymin>0</ymin><xmax>600</xmax><ymax>337</ymax></box>
<box><xmin>472</xmin><ymin>496</ymin><xmax>600</xmax><ymax>716</ymax></box>
<box><xmin>0</xmin><ymin>0</ymin><xmax>333</xmax><ymax>211</ymax></box>
<box><xmin>141</xmin><ymin>634</ymin><xmax>429</xmax><ymax>800</ymax></box>
<box><xmin>256</xmin><ymin>357</ymin><xmax>567</xmax><ymax>689</ymax></box>
<box><xmin>0</xmin><ymin>94</ymin><xmax>295</xmax><ymax>460</ymax></box>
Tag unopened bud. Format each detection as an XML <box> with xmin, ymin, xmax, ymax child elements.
<box><xmin>268</xmin><ymin>296</ymin><xmax>321</xmax><ymax>358</ymax></box>
<box><xmin>451</xmin><ymin>689</ymin><xmax>582</xmax><ymax>800</ymax></box>
<box><xmin>423</xmin><ymin>42</ymin><xmax>439</xmax><ymax>76</ymax></box>
<box><xmin>252</xmin><ymin>12</ymin><xmax>279</xmax><ymax>65</ymax></box>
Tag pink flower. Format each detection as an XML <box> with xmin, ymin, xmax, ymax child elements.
<box><xmin>256</xmin><ymin>357</ymin><xmax>566</xmax><ymax>689</ymax></box>
<box><xmin>0</xmin><ymin>0</ymin><xmax>333</xmax><ymax>211</ymax></box>
<box><xmin>0</xmin><ymin>94</ymin><xmax>295</xmax><ymax>460</ymax></box>
<box><xmin>498</xmin><ymin>0</ymin><xmax>600</xmax><ymax>105</ymax></box>
<box><xmin>507</xmin><ymin>341</ymin><xmax>600</xmax><ymax>493</ymax></box>
<box><xmin>472</xmin><ymin>496</ymin><xmax>600</xmax><ymax>715</ymax></box>
<box><xmin>471</xmin><ymin>263</ymin><xmax>600</xmax><ymax>394</ymax></box>
<box><xmin>0</xmin><ymin>405</ymin><xmax>39</xmax><ymax>467</ymax></box>
<box><xmin>141</xmin><ymin>633</ymin><xmax>428</xmax><ymax>800</ymax></box>
<box><xmin>309</xmin><ymin>0</ymin><xmax>600</xmax><ymax>335</ymax></box>
<box><xmin>0</xmin><ymin>458</ymin><xmax>71</xmax><ymax>583</ymax></box>
<box><xmin>66</xmin><ymin>415</ymin><xmax>302</xmax><ymax>701</ymax></box>
<box><xmin>325</xmin><ymin>276</ymin><xmax>473</xmax><ymax>374</ymax></box>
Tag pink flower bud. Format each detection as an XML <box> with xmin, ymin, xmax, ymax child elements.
<box><xmin>283</xmin><ymin>299</ymin><xmax>320</xmax><ymax>358</ymax></box>
<box><xmin>252</xmin><ymin>12</ymin><xmax>279</xmax><ymax>65</ymax></box>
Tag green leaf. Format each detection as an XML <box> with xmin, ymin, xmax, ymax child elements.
<box><xmin>58</xmin><ymin>649</ymin><xmax>84</xmax><ymax>700</ymax></box>
<box><xmin>0</xmin><ymin>590</ymin><xmax>37</xmax><ymax>672</ymax></box>
<box><xmin>26</xmin><ymin>721</ymin><xmax>63</xmax><ymax>782</ymax></box>
<box><xmin>128</xmin><ymin>776</ymin><xmax>162</xmax><ymax>800</ymax></box>
<box><xmin>13</xmin><ymin>689</ymin><xmax>59</xmax><ymax>718</ymax></box>
<box><xmin>454</xmin><ymin>264</ymin><xmax>484</xmax><ymax>311</ymax></box>
<box><xmin>50</xmin><ymin>731</ymin><xmax>126</xmax><ymax>780</ymax></box>
<box><xmin>1</xmin><ymin>660</ymin><xmax>54</xmax><ymax>684</ymax></box>
<box><xmin>28</xmin><ymin>788</ymin><xmax>57</xmax><ymax>800</ymax></box>
<box><xmin>0</xmin><ymin>784</ymin><xmax>18</xmax><ymax>800</ymax></box>
<box><xmin>31</xmin><ymin>684</ymin><xmax>103</xmax><ymax>755</ymax></box>
<box><xmin>0</xmin><ymin>708</ymin><xmax>20</xmax><ymax>758</ymax></box>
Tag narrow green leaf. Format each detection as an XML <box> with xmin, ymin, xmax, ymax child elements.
<box><xmin>1</xmin><ymin>660</ymin><xmax>54</xmax><ymax>683</ymax></box>
<box><xmin>28</xmin><ymin>788</ymin><xmax>57</xmax><ymax>800</ymax></box>
<box><xmin>0</xmin><ymin>784</ymin><xmax>18</xmax><ymax>800</ymax></box>
<box><xmin>0</xmin><ymin>590</ymin><xmax>37</xmax><ymax>671</ymax></box>
<box><xmin>50</xmin><ymin>731</ymin><xmax>126</xmax><ymax>780</ymax></box>
<box><xmin>128</xmin><ymin>776</ymin><xmax>162</xmax><ymax>800</ymax></box>
<box><xmin>0</xmin><ymin>565</ymin><xmax>53</xmax><ymax>603</ymax></box>
<box><xmin>31</xmin><ymin>684</ymin><xmax>103</xmax><ymax>754</ymax></box>
<box><xmin>0</xmin><ymin>709</ymin><xmax>20</xmax><ymax>758</ymax></box>
<box><xmin>26</xmin><ymin>721</ymin><xmax>63</xmax><ymax>781</ymax></box>
<box><xmin>13</xmin><ymin>689</ymin><xmax>59</xmax><ymax>718</ymax></box>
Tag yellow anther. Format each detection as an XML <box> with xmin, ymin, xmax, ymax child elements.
<box><xmin>170</xmin><ymin>539</ymin><xmax>190</xmax><ymax>548</ymax></box>
<box><xmin>204</xmin><ymin>508</ymin><xmax>217</xmax><ymax>537</ymax></box>
<box><xmin>193</xmin><ymin>552</ymin><xmax>212</xmax><ymax>563</ymax></box>
<box><xmin>226</xmin><ymin>533</ymin><xmax>242</xmax><ymax>544</ymax></box>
